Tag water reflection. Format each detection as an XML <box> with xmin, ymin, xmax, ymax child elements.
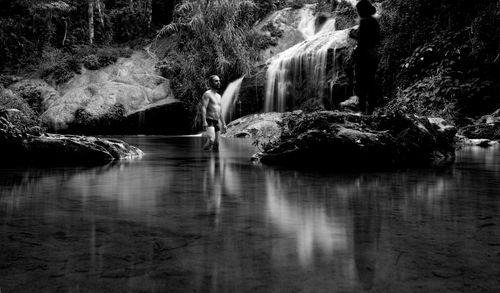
<box><xmin>1</xmin><ymin>140</ymin><xmax>500</xmax><ymax>292</ymax></box>
<box><xmin>203</xmin><ymin>151</ymin><xmax>223</xmax><ymax>222</ymax></box>
<box><xmin>201</xmin><ymin>148</ymin><xmax>243</xmax><ymax>226</ymax></box>
<box><xmin>458</xmin><ymin>144</ymin><xmax>500</xmax><ymax>171</ymax></box>
<box><xmin>264</xmin><ymin>170</ymin><xmax>348</xmax><ymax>266</ymax></box>
<box><xmin>347</xmin><ymin>177</ymin><xmax>381</xmax><ymax>290</ymax></box>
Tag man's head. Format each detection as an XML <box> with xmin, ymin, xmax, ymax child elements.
<box><xmin>356</xmin><ymin>0</ymin><xmax>376</xmax><ymax>18</ymax></box>
<box><xmin>209</xmin><ymin>75</ymin><xmax>221</xmax><ymax>90</ymax></box>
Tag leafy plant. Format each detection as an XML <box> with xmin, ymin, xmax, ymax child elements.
<box><xmin>0</xmin><ymin>87</ymin><xmax>40</xmax><ymax>131</ymax></box>
<box><xmin>378</xmin><ymin>0</ymin><xmax>500</xmax><ymax>121</ymax></box>
<box><xmin>36</xmin><ymin>45</ymin><xmax>132</xmax><ymax>85</ymax></box>
<box><xmin>68</xmin><ymin>103</ymin><xmax>126</xmax><ymax>134</ymax></box>
<box><xmin>156</xmin><ymin>0</ymin><xmax>263</xmax><ymax>129</ymax></box>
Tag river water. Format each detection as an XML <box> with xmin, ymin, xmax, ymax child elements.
<box><xmin>1</xmin><ymin>136</ymin><xmax>499</xmax><ymax>292</ymax></box>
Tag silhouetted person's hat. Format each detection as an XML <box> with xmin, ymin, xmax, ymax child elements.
<box><xmin>356</xmin><ymin>0</ymin><xmax>376</xmax><ymax>17</ymax></box>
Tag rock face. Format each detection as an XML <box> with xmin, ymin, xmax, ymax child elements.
<box><xmin>0</xmin><ymin>109</ymin><xmax>143</xmax><ymax>165</ymax></box>
<box><xmin>10</xmin><ymin>51</ymin><xmax>176</xmax><ymax>132</ymax></box>
<box><xmin>224</xmin><ymin>112</ymin><xmax>283</xmax><ymax>139</ymax></box>
<box><xmin>255</xmin><ymin>4</ymin><xmax>316</xmax><ymax>61</ymax></box>
<box><xmin>249</xmin><ymin>110</ymin><xmax>457</xmax><ymax>169</ymax></box>
<box><xmin>254</xmin><ymin>2</ymin><xmax>357</xmax><ymax>61</ymax></box>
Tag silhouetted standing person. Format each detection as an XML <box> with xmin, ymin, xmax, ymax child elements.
<box><xmin>349</xmin><ymin>0</ymin><xmax>380</xmax><ymax>114</ymax></box>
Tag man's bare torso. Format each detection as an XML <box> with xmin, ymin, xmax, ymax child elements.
<box><xmin>203</xmin><ymin>89</ymin><xmax>222</xmax><ymax>121</ymax></box>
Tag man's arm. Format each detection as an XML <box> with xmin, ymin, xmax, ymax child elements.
<box><xmin>349</xmin><ymin>24</ymin><xmax>359</xmax><ymax>40</ymax></box>
<box><xmin>200</xmin><ymin>92</ymin><xmax>209</xmax><ymax>129</ymax></box>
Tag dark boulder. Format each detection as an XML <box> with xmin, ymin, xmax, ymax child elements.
<box><xmin>0</xmin><ymin>109</ymin><xmax>143</xmax><ymax>165</ymax></box>
<box><xmin>249</xmin><ymin>109</ymin><xmax>456</xmax><ymax>169</ymax></box>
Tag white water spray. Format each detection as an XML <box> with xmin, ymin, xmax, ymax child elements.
<box><xmin>264</xmin><ymin>8</ymin><xmax>350</xmax><ymax>112</ymax></box>
<box><xmin>297</xmin><ymin>5</ymin><xmax>317</xmax><ymax>39</ymax></box>
<box><xmin>221</xmin><ymin>76</ymin><xmax>245</xmax><ymax>123</ymax></box>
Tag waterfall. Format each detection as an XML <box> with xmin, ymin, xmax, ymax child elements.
<box><xmin>221</xmin><ymin>76</ymin><xmax>245</xmax><ymax>123</ymax></box>
<box><xmin>297</xmin><ymin>5</ymin><xmax>317</xmax><ymax>39</ymax></box>
<box><xmin>264</xmin><ymin>15</ymin><xmax>349</xmax><ymax>112</ymax></box>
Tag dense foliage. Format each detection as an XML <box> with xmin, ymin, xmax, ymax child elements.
<box><xmin>156</xmin><ymin>0</ymin><xmax>288</xmax><ymax>127</ymax></box>
<box><xmin>2</xmin><ymin>0</ymin><xmax>498</xmax><ymax>134</ymax></box>
<box><xmin>378</xmin><ymin>0</ymin><xmax>500</xmax><ymax>123</ymax></box>
<box><xmin>0</xmin><ymin>87</ymin><xmax>40</xmax><ymax>132</ymax></box>
<box><xmin>0</xmin><ymin>0</ymin><xmax>177</xmax><ymax>78</ymax></box>
<box><xmin>67</xmin><ymin>103</ymin><xmax>126</xmax><ymax>134</ymax></box>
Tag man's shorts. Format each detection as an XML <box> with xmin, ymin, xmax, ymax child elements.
<box><xmin>206</xmin><ymin>119</ymin><xmax>220</xmax><ymax>132</ymax></box>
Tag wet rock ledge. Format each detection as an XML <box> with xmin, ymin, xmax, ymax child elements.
<box><xmin>0</xmin><ymin>109</ymin><xmax>143</xmax><ymax>165</ymax></box>
<box><xmin>226</xmin><ymin>110</ymin><xmax>457</xmax><ymax>169</ymax></box>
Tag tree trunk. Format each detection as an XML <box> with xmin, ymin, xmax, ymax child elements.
<box><xmin>88</xmin><ymin>0</ymin><xmax>94</xmax><ymax>44</ymax></box>
<box><xmin>146</xmin><ymin>0</ymin><xmax>152</xmax><ymax>31</ymax></box>
<box><xmin>62</xmin><ymin>19</ymin><xmax>68</xmax><ymax>46</ymax></box>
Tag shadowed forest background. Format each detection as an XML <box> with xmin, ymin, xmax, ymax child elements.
<box><xmin>1</xmin><ymin>0</ymin><xmax>499</xmax><ymax>133</ymax></box>
<box><xmin>1</xmin><ymin>2</ymin><xmax>500</xmax><ymax>291</ymax></box>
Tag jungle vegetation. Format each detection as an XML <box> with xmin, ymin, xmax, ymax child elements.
<box><xmin>1</xmin><ymin>0</ymin><xmax>499</xmax><ymax>129</ymax></box>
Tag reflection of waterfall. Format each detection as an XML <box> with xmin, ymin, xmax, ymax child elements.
<box><xmin>264</xmin><ymin>171</ymin><xmax>348</xmax><ymax>266</ymax></box>
<box><xmin>221</xmin><ymin>76</ymin><xmax>245</xmax><ymax>123</ymax></box>
<box><xmin>264</xmin><ymin>17</ymin><xmax>350</xmax><ymax>112</ymax></box>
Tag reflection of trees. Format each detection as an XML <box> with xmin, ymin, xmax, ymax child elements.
<box><xmin>336</xmin><ymin>172</ymin><xmax>456</xmax><ymax>289</ymax></box>
<box><xmin>0</xmin><ymin>163</ymin><xmax>116</xmax><ymax>212</ymax></box>
<box><xmin>0</xmin><ymin>158</ymin><xmax>177</xmax><ymax>222</ymax></box>
<box><xmin>347</xmin><ymin>177</ymin><xmax>381</xmax><ymax>290</ymax></box>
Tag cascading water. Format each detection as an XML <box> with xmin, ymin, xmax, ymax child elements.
<box><xmin>296</xmin><ymin>5</ymin><xmax>317</xmax><ymax>39</ymax></box>
<box><xmin>221</xmin><ymin>76</ymin><xmax>245</xmax><ymax>123</ymax></box>
<box><xmin>264</xmin><ymin>11</ymin><xmax>350</xmax><ymax>112</ymax></box>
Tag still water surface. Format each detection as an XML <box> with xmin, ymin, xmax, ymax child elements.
<box><xmin>1</xmin><ymin>136</ymin><xmax>499</xmax><ymax>292</ymax></box>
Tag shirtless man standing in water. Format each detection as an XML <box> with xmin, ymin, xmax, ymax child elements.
<box><xmin>201</xmin><ymin>75</ymin><xmax>227</xmax><ymax>150</ymax></box>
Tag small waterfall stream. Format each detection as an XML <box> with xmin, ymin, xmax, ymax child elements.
<box><xmin>264</xmin><ymin>12</ymin><xmax>350</xmax><ymax>112</ymax></box>
<box><xmin>296</xmin><ymin>5</ymin><xmax>317</xmax><ymax>39</ymax></box>
<box><xmin>221</xmin><ymin>76</ymin><xmax>245</xmax><ymax>123</ymax></box>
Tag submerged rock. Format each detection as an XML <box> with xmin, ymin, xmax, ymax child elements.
<box><xmin>0</xmin><ymin>110</ymin><xmax>143</xmax><ymax>165</ymax></box>
<box><xmin>249</xmin><ymin>110</ymin><xmax>456</xmax><ymax>169</ymax></box>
